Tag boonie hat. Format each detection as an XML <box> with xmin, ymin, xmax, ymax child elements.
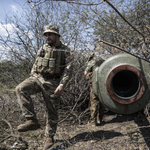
<box><xmin>43</xmin><ymin>25</ymin><xmax>60</xmax><ymax>36</ymax></box>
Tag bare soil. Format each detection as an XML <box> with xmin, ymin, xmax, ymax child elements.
<box><xmin>1</xmin><ymin>110</ymin><xmax>150</xmax><ymax>150</ymax></box>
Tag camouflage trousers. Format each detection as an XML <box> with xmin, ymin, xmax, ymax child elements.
<box><xmin>90</xmin><ymin>87</ymin><xmax>105</xmax><ymax>124</ymax></box>
<box><xmin>15</xmin><ymin>73</ymin><xmax>60</xmax><ymax>138</ymax></box>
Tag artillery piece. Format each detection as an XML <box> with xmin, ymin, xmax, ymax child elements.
<box><xmin>93</xmin><ymin>53</ymin><xmax>150</xmax><ymax>114</ymax></box>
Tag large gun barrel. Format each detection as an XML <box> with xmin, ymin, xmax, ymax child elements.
<box><xmin>93</xmin><ymin>53</ymin><xmax>150</xmax><ymax>114</ymax></box>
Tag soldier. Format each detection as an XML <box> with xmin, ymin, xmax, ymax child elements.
<box><xmin>84</xmin><ymin>53</ymin><xmax>105</xmax><ymax>126</ymax></box>
<box><xmin>15</xmin><ymin>25</ymin><xmax>72</xmax><ymax>150</ymax></box>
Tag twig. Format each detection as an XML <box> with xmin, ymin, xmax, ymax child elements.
<box><xmin>0</xmin><ymin>117</ymin><xmax>19</xmax><ymax>143</ymax></box>
<box><xmin>0</xmin><ymin>135</ymin><xmax>12</xmax><ymax>143</ymax></box>
<box><xmin>127</xmin><ymin>125</ymin><xmax>150</xmax><ymax>132</ymax></box>
<box><xmin>145</xmin><ymin>105</ymin><xmax>150</xmax><ymax>118</ymax></box>
<box><xmin>104</xmin><ymin>0</ymin><xmax>145</xmax><ymax>41</ymax></box>
<box><xmin>59</xmin><ymin>81</ymin><xmax>90</xmax><ymax>124</ymax></box>
<box><xmin>97</xmin><ymin>39</ymin><xmax>150</xmax><ymax>64</ymax></box>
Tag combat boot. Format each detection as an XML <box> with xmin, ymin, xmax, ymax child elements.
<box><xmin>43</xmin><ymin>137</ymin><xmax>54</xmax><ymax>150</ymax></box>
<box><xmin>17</xmin><ymin>119</ymin><xmax>40</xmax><ymax>132</ymax></box>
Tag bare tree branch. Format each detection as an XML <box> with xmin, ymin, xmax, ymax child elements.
<box><xmin>104</xmin><ymin>0</ymin><xmax>145</xmax><ymax>41</ymax></box>
<box><xmin>97</xmin><ymin>39</ymin><xmax>150</xmax><ymax>63</ymax></box>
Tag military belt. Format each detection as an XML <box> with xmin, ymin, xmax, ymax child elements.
<box><xmin>41</xmin><ymin>73</ymin><xmax>60</xmax><ymax>80</ymax></box>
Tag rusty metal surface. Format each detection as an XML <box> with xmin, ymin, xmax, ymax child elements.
<box><xmin>106</xmin><ymin>65</ymin><xmax>147</xmax><ymax>104</ymax></box>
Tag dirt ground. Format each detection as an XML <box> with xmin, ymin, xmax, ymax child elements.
<box><xmin>1</xmin><ymin>110</ymin><xmax>150</xmax><ymax>150</ymax></box>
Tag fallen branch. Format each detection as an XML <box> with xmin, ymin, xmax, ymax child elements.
<box><xmin>0</xmin><ymin>117</ymin><xmax>19</xmax><ymax>143</ymax></box>
<box><xmin>127</xmin><ymin>125</ymin><xmax>150</xmax><ymax>132</ymax></box>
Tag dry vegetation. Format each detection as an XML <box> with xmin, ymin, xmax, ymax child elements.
<box><xmin>1</xmin><ymin>0</ymin><xmax>150</xmax><ymax>149</ymax></box>
<box><xmin>1</xmin><ymin>92</ymin><xmax>150</xmax><ymax>150</ymax></box>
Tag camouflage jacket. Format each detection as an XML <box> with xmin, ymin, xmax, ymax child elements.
<box><xmin>85</xmin><ymin>57</ymin><xmax>104</xmax><ymax>73</ymax></box>
<box><xmin>31</xmin><ymin>42</ymin><xmax>72</xmax><ymax>87</ymax></box>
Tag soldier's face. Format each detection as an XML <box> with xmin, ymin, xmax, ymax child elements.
<box><xmin>44</xmin><ymin>33</ymin><xmax>57</xmax><ymax>45</ymax></box>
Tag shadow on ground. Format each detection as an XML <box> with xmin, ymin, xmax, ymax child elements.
<box><xmin>105</xmin><ymin>111</ymin><xmax>150</xmax><ymax>149</ymax></box>
<box><xmin>52</xmin><ymin>130</ymin><xmax>123</xmax><ymax>150</ymax></box>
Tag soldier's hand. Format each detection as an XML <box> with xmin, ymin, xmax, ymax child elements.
<box><xmin>85</xmin><ymin>72</ymin><xmax>93</xmax><ymax>80</ymax></box>
<box><xmin>54</xmin><ymin>85</ymin><xmax>64</xmax><ymax>95</ymax></box>
<box><xmin>84</xmin><ymin>71</ymin><xmax>88</xmax><ymax>76</ymax></box>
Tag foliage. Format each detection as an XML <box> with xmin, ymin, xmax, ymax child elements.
<box><xmin>0</xmin><ymin>1</ymin><xmax>93</xmax><ymax>124</ymax></box>
<box><xmin>0</xmin><ymin>0</ymin><xmax>150</xmax><ymax>116</ymax></box>
<box><xmin>1</xmin><ymin>0</ymin><xmax>150</xmax><ymax>148</ymax></box>
<box><xmin>93</xmin><ymin>0</ymin><xmax>150</xmax><ymax>58</ymax></box>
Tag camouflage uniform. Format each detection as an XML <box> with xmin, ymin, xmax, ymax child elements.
<box><xmin>85</xmin><ymin>56</ymin><xmax>105</xmax><ymax>125</ymax></box>
<box><xmin>16</xmin><ymin>25</ymin><xmax>72</xmax><ymax>138</ymax></box>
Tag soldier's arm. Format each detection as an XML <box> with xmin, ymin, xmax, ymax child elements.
<box><xmin>59</xmin><ymin>50</ymin><xmax>72</xmax><ymax>88</ymax></box>
<box><xmin>54</xmin><ymin>49</ymin><xmax>72</xmax><ymax>95</ymax></box>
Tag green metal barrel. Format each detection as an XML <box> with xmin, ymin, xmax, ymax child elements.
<box><xmin>93</xmin><ymin>53</ymin><xmax>150</xmax><ymax>114</ymax></box>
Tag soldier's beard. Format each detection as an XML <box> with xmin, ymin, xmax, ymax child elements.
<box><xmin>46</xmin><ymin>38</ymin><xmax>56</xmax><ymax>46</ymax></box>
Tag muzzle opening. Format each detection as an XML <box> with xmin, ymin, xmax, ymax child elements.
<box><xmin>111</xmin><ymin>70</ymin><xmax>140</xmax><ymax>99</ymax></box>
